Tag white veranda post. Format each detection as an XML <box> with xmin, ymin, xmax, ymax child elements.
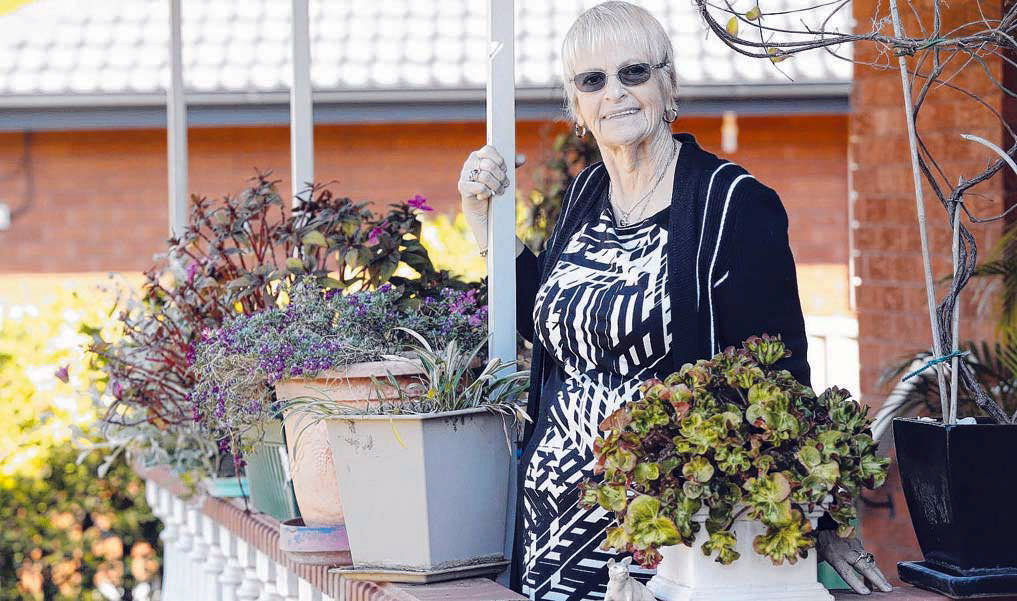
<box><xmin>290</xmin><ymin>0</ymin><xmax>314</xmax><ymax>205</ymax></box>
<box><xmin>486</xmin><ymin>0</ymin><xmax>519</xmax><ymax>586</ymax></box>
<box><xmin>167</xmin><ymin>0</ymin><xmax>188</xmax><ymax>238</ymax></box>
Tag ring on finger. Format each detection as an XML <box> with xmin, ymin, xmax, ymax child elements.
<box><xmin>469</xmin><ymin>168</ymin><xmax>481</xmax><ymax>182</ymax></box>
<box><xmin>850</xmin><ymin>551</ymin><xmax>875</xmax><ymax>566</ymax></box>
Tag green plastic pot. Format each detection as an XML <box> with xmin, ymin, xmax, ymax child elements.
<box><xmin>243</xmin><ymin>419</ymin><xmax>300</xmax><ymax>522</ymax></box>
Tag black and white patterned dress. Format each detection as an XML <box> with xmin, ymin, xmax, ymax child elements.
<box><xmin>521</xmin><ymin>193</ymin><xmax>673</xmax><ymax>601</ymax></box>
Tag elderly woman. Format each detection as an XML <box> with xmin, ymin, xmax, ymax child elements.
<box><xmin>458</xmin><ymin>2</ymin><xmax>890</xmax><ymax>599</ymax></box>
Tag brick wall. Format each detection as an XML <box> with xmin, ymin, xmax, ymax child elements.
<box><xmin>0</xmin><ymin>115</ymin><xmax>849</xmax><ymax>315</ymax></box>
<box><xmin>851</xmin><ymin>0</ymin><xmax>1011</xmax><ymax>580</ymax></box>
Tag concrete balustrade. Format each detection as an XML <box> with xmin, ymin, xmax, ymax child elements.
<box><xmin>141</xmin><ymin>466</ymin><xmax>930</xmax><ymax>601</ymax></box>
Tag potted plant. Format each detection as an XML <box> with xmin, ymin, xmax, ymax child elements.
<box><xmin>578</xmin><ymin>335</ymin><xmax>888</xmax><ymax>601</ymax></box>
<box><xmin>192</xmin><ymin>276</ymin><xmax>488</xmax><ymax>526</ymax></box>
<box><xmin>284</xmin><ymin>327</ymin><xmax>528</xmax><ymax>581</ymax></box>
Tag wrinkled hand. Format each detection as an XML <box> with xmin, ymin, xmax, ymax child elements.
<box><xmin>457</xmin><ymin>145</ymin><xmax>524</xmax><ymax>251</ymax></box>
<box><xmin>817</xmin><ymin>531</ymin><xmax>893</xmax><ymax>595</ymax></box>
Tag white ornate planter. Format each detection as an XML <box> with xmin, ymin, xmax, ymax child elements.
<box><xmin>323</xmin><ymin>407</ymin><xmax>512</xmax><ymax>577</ymax></box>
<box><xmin>646</xmin><ymin>509</ymin><xmax>834</xmax><ymax>601</ymax></box>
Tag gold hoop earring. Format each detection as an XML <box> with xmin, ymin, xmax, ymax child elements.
<box><xmin>663</xmin><ymin>107</ymin><xmax>679</xmax><ymax>123</ymax></box>
<box><xmin>575</xmin><ymin>123</ymin><xmax>587</xmax><ymax>138</ymax></box>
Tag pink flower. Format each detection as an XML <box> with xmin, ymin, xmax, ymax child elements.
<box><xmin>368</xmin><ymin>226</ymin><xmax>385</xmax><ymax>245</ymax></box>
<box><xmin>407</xmin><ymin>194</ymin><xmax>433</xmax><ymax>212</ymax></box>
<box><xmin>55</xmin><ymin>365</ymin><xmax>70</xmax><ymax>383</ymax></box>
<box><xmin>187</xmin><ymin>261</ymin><xmax>198</xmax><ymax>284</ymax></box>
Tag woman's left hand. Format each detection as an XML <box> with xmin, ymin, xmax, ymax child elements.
<box><xmin>816</xmin><ymin>530</ymin><xmax>894</xmax><ymax>595</ymax></box>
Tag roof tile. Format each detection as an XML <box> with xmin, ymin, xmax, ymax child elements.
<box><xmin>0</xmin><ymin>0</ymin><xmax>852</xmax><ymax>98</ymax></box>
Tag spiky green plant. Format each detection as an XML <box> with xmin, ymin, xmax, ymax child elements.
<box><xmin>281</xmin><ymin>327</ymin><xmax>531</xmax><ymax>450</ymax></box>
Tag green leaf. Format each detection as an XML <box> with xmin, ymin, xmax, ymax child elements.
<box><xmin>634</xmin><ymin>462</ymin><xmax>660</xmax><ymax>486</ymax></box>
<box><xmin>751</xmin><ymin>509</ymin><xmax>814</xmax><ymax>565</ymax></box>
<box><xmin>726</xmin><ymin>16</ymin><xmax>739</xmax><ymax>36</ymax></box>
<box><xmin>285</xmin><ymin>257</ymin><xmax>304</xmax><ymax>272</ymax></box>
<box><xmin>797</xmin><ymin>446</ymin><xmax>822</xmax><ymax>468</ymax></box>
<box><xmin>682</xmin><ymin>456</ymin><xmax>715</xmax><ymax>484</ymax></box>
<box><xmin>602</xmin><ymin>526</ymin><xmax>630</xmax><ymax>552</ymax></box>
<box><xmin>624</xmin><ymin>495</ymin><xmax>682</xmax><ymax>549</ymax></box>
<box><xmin>767</xmin><ymin>47</ymin><xmax>789</xmax><ymax>64</ymax></box>
<box><xmin>302</xmin><ymin>230</ymin><xmax>328</xmax><ymax>247</ymax></box>
<box><xmin>597</xmin><ymin>484</ymin><xmax>628</xmax><ymax>512</ymax></box>
<box><xmin>703</xmin><ymin>530</ymin><xmax>740</xmax><ymax>564</ymax></box>
<box><xmin>605</xmin><ymin>447</ymin><xmax>638</xmax><ymax>474</ymax></box>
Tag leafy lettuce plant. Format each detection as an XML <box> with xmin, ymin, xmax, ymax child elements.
<box><xmin>579</xmin><ymin>334</ymin><xmax>889</xmax><ymax>569</ymax></box>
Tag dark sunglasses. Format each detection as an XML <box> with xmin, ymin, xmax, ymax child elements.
<box><xmin>572</xmin><ymin>61</ymin><xmax>669</xmax><ymax>92</ymax></box>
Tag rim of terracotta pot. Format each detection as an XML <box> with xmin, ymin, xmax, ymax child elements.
<box><xmin>283</xmin><ymin>354</ymin><xmax>425</xmax><ymax>381</ymax></box>
<box><xmin>323</xmin><ymin>405</ymin><xmax>516</xmax><ymax>422</ymax></box>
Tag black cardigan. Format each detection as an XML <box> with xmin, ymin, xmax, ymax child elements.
<box><xmin>514</xmin><ymin>132</ymin><xmax>810</xmax><ymax>449</ymax></box>
<box><xmin>508</xmin><ymin>133</ymin><xmax>813</xmax><ymax>591</ymax></box>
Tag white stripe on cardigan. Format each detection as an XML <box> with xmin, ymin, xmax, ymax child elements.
<box><xmin>707</xmin><ymin>173</ymin><xmax>754</xmax><ymax>354</ymax></box>
<box><xmin>695</xmin><ymin>162</ymin><xmax>735</xmax><ymax>310</ymax></box>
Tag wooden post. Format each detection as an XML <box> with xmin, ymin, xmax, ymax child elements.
<box><xmin>167</xmin><ymin>0</ymin><xmax>188</xmax><ymax>238</ymax></box>
<box><xmin>888</xmin><ymin>0</ymin><xmax>950</xmax><ymax>419</ymax></box>
<box><xmin>486</xmin><ymin>0</ymin><xmax>518</xmax><ymax>587</ymax></box>
<box><xmin>290</xmin><ymin>0</ymin><xmax>314</xmax><ymax>205</ymax></box>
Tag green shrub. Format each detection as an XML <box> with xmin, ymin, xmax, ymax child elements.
<box><xmin>0</xmin><ymin>279</ymin><xmax>160</xmax><ymax>600</ymax></box>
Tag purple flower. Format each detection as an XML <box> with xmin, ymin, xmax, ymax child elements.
<box><xmin>54</xmin><ymin>365</ymin><xmax>70</xmax><ymax>384</ymax></box>
<box><xmin>187</xmin><ymin>261</ymin><xmax>198</xmax><ymax>284</ymax></box>
<box><xmin>111</xmin><ymin>380</ymin><xmax>124</xmax><ymax>399</ymax></box>
<box><xmin>407</xmin><ymin>194</ymin><xmax>433</xmax><ymax>212</ymax></box>
<box><xmin>368</xmin><ymin>226</ymin><xmax>385</xmax><ymax>245</ymax></box>
<box><xmin>380</xmin><ymin>283</ymin><xmax>392</xmax><ymax>293</ymax></box>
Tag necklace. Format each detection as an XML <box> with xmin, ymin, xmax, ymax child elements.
<box><xmin>612</xmin><ymin>140</ymin><xmax>677</xmax><ymax>226</ymax></box>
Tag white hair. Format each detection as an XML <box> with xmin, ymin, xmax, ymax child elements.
<box><xmin>560</xmin><ymin>1</ymin><xmax>679</xmax><ymax>126</ymax></box>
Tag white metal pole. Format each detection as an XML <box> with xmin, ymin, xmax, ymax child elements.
<box><xmin>486</xmin><ymin>0</ymin><xmax>517</xmax><ymax>588</ymax></box>
<box><xmin>167</xmin><ymin>0</ymin><xmax>188</xmax><ymax>238</ymax></box>
<box><xmin>290</xmin><ymin>0</ymin><xmax>314</xmax><ymax>205</ymax></box>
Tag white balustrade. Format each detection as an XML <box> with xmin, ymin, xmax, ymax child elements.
<box><xmin>219</xmin><ymin>525</ymin><xmax>244</xmax><ymax>601</ymax></box>
<box><xmin>275</xmin><ymin>562</ymin><xmax>299</xmax><ymax>601</ymax></box>
<box><xmin>172</xmin><ymin>497</ymin><xmax>194</xmax><ymax>600</ymax></box>
<box><xmin>144</xmin><ymin>479</ymin><xmax>342</xmax><ymax>601</ymax></box>
<box><xmin>256</xmin><ymin>550</ymin><xmax>285</xmax><ymax>601</ymax></box>
<box><xmin>188</xmin><ymin>508</ymin><xmax>210</xmax><ymax>600</ymax></box>
<box><xmin>203</xmin><ymin>515</ymin><xmax>227</xmax><ymax>601</ymax></box>
<box><xmin>298</xmin><ymin>579</ymin><xmax>324</xmax><ymax>601</ymax></box>
<box><xmin>157</xmin><ymin>488</ymin><xmax>181</xmax><ymax>601</ymax></box>
<box><xmin>236</xmin><ymin>538</ymin><xmax>263</xmax><ymax>601</ymax></box>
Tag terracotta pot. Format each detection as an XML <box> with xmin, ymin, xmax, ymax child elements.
<box><xmin>278</xmin><ymin>518</ymin><xmax>352</xmax><ymax>567</ymax></box>
<box><xmin>274</xmin><ymin>358</ymin><xmax>424</xmax><ymax>528</ymax></box>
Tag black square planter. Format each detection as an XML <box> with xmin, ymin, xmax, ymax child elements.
<box><xmin>893</xmin><ymin>417</ymin><xmax>1017</xmax><ymax>598</ymax></box>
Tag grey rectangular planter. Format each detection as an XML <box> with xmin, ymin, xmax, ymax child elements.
<box><xmin>324</xmin><ymin>407</ymin><xmax>512</xmax><ymax>573</ymax></box>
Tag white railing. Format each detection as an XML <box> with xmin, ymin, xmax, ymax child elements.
<box><xmin>145</xmin><ymin>479</ymin><xmax>331</xmax><ymax>601</ymax></box>
<box><xmin>805</xmin><ymin>315</ymin><xmax>860</xmax><ymax>397</ymax></box>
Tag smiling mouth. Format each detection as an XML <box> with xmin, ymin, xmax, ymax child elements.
<box><xmin>603</xmin><ymin>108</ymin><xmax>640</xmax><ymax>120</ymax></box>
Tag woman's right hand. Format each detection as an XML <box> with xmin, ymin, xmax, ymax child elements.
<box><xmin>458</xmin><ymin>145</ymin><xmax>510</xmax><ymax>251</ymax></box>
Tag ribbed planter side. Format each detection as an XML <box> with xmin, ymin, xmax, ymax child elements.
<box><xmin>647</xmin><ymin>509</ymin><xmax>833</xmax><ymax>601</ymax></box>
<box><xmin>275</xmin><ymin>358</ymin><xmax>425</xmax><ymax>528</ymax></box>
<box><xmin>323</xmin><ymin>407</ymin><xmax>512</xmax><ymax>573</ymax></box>
<box><xmin>243</xmin><ymin>419</ymin><xmax>300</xmax><ymax>522</ymax></box>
